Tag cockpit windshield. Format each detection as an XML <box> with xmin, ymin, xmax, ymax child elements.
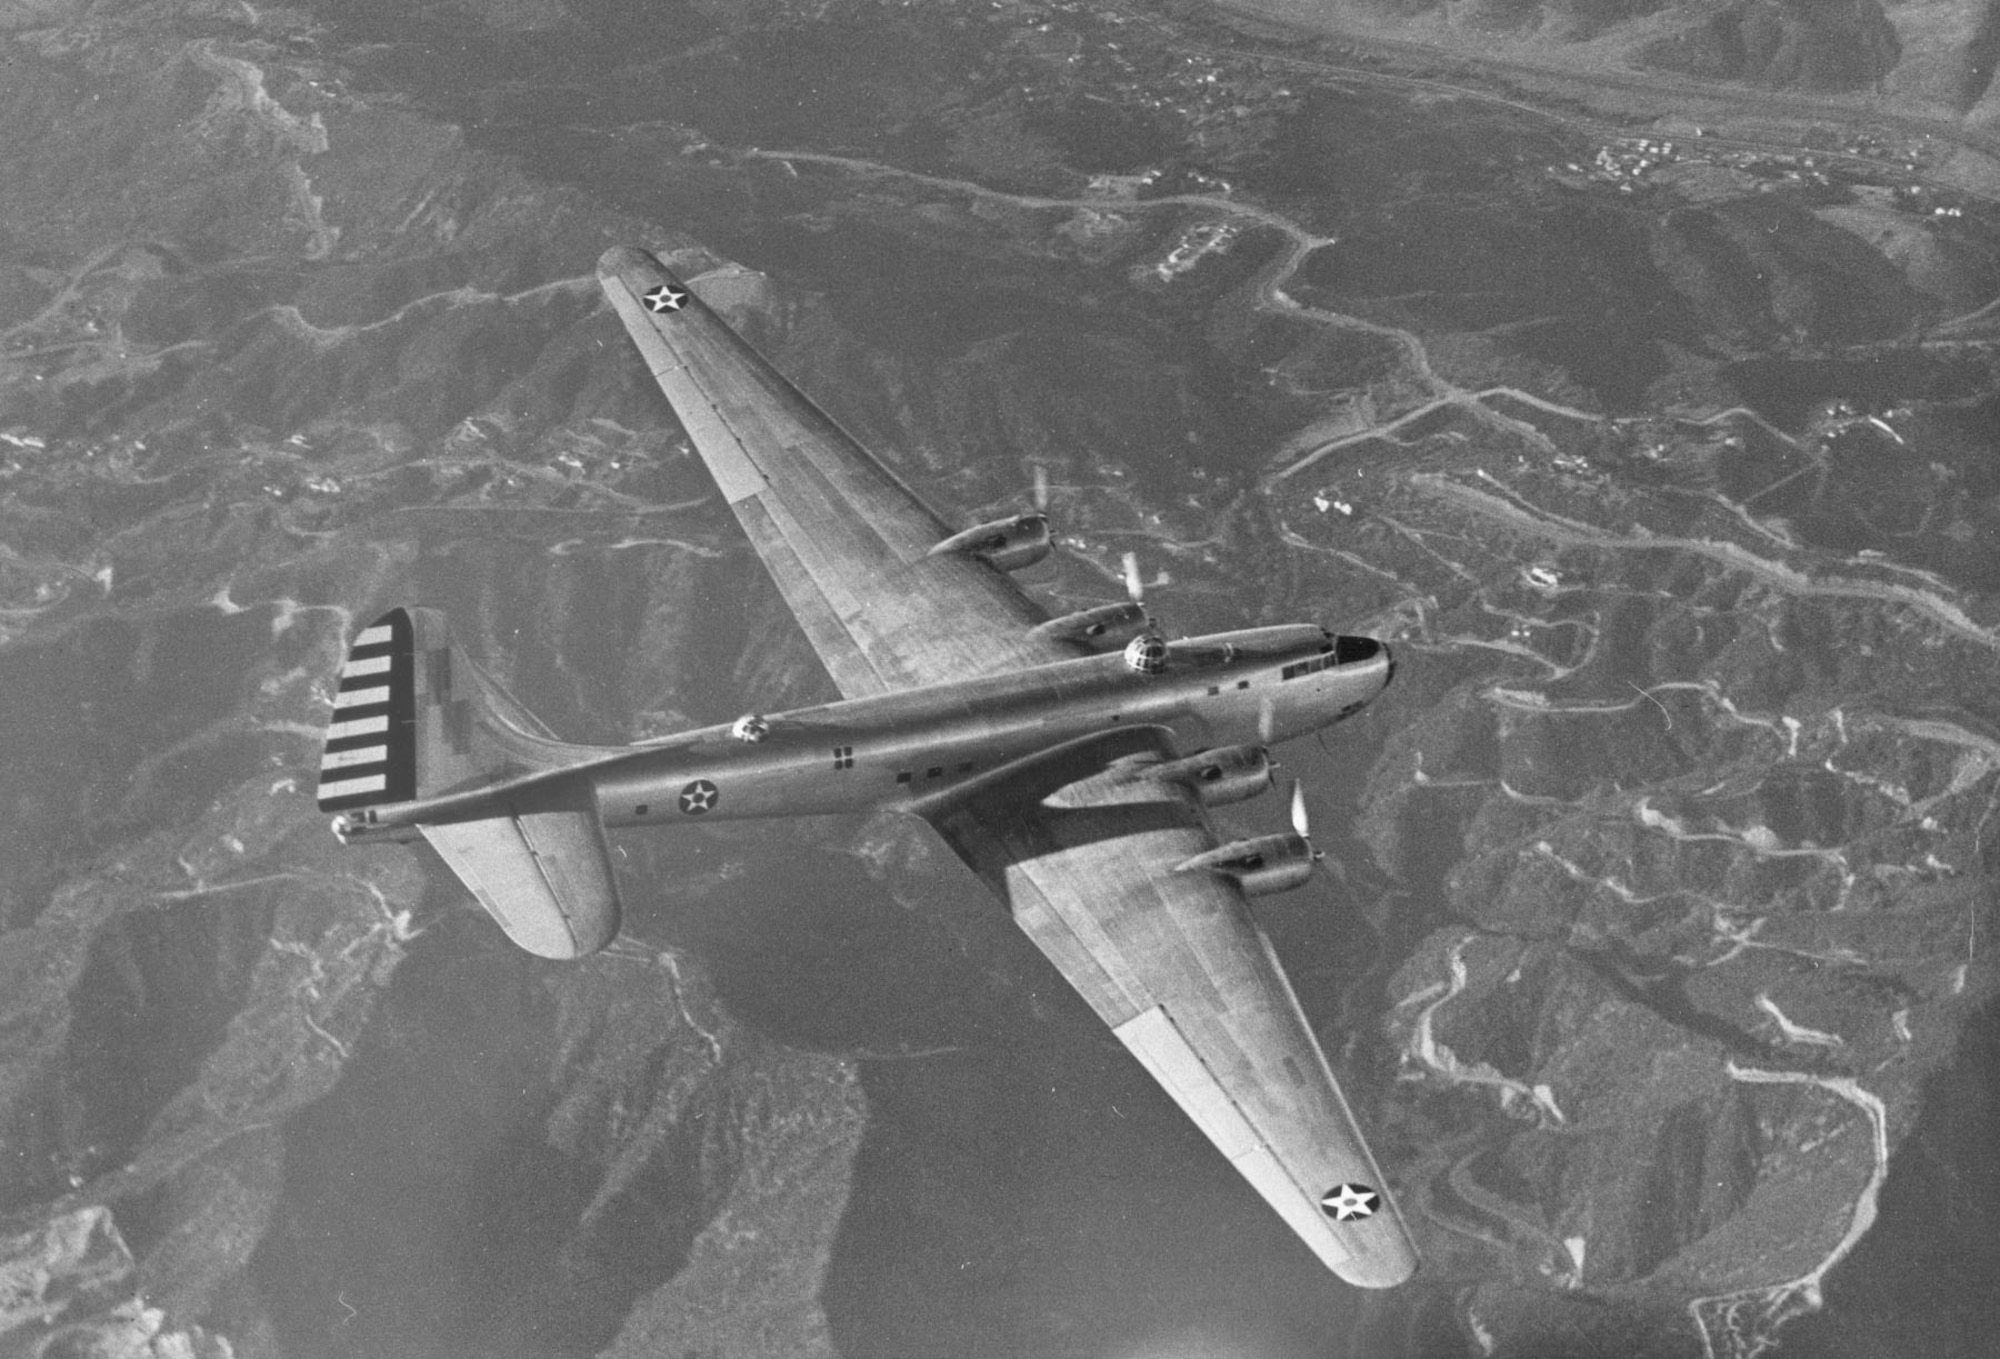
<box><xmin>1164</xmin><ymin>625</ymin><xmax>1328</xmax><ymax>670</ymax></box>
<box><xmin>1163</xmin><ymin>640</ymin><xmax>1238</xmax><ymax>670</ymax></box>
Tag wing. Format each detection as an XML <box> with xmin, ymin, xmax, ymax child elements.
<box><xmin>598</xmin><ymin>245</ymin><xmax>1081</xmax><ymax>698</ymax></box>
<box><xmin>912</xmin><ymin>727</ymin><xmax>1420</xmax><ymax>1288</ymax></box>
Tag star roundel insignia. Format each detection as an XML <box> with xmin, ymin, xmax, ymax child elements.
<box><xmin>1319</xmin><ymin>1183</ymin><xmax>1381</xmax><ymax>1222</ymax></box>
<box><xmin>644</xmin><ymin>283</ymin><xmax>689</xmax><ymax>314</ymax></box>
<box><xmin>677</xmin><ymin>779</ymin><xmax>719</xmax><ymax>815</ymax></box>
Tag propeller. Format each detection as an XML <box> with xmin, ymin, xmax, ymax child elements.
<box><xmin>1290</xmin><ymin>780</ymin><xmax>1325</xmax><ymax>863</ymax></box>
<box><xmin>1033</xmin><ymin>463</ymin><xmax>1050</xmax><ymax>515</ymax></box>
<box><xmin>1122</xmin><ymin>549</ymin><xmax>1163</xmax><ymax>635</ymax></box>
<box><xmin>1257</xmin><ymin>695</ymin><xmax>1278</xmax><ymax>752</ymax></box>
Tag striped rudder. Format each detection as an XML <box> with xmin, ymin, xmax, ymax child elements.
<box><xmin>318</xmin><ymin>609</ymin><xmax>419</xmax><ymax>811</ymax></box>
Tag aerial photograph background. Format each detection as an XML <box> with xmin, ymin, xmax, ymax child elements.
<box><xmin>2</xmin><ymin>0</ymin><xmax>1998</xmax><ymax>1356</ymax></box>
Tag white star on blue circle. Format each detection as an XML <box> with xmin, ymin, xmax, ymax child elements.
<box><xmin>1320</xmin><ymin>1184</ymin><xmax>1380</xmax><ymax>1222</ymax></box>
<box><xmin>678</xmin><ymin>779</ymin><xmax>719</xmax><ymax>814</ymax></box>
<box><xmin>644</xmin><ymin>283</ymin><xmax>688</xmax><ymax>314</ymax></box>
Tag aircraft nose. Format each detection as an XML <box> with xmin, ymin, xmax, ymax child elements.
<box><xmin>1332</xmin><ymin>635</ymin><xmax>1382</xmax><ymax>666</ymax></box>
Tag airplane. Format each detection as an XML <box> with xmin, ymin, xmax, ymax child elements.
<box><xmin>314</xmin><ymin>244</ymin><xmax>1420</xmax><ymax>1288</ymax></box>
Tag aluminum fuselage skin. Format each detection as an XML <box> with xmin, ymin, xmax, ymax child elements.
<box><xmin>579</xmin><ymin>624</ymin><xmax>1389</xmax><ymax>828</ymax></box>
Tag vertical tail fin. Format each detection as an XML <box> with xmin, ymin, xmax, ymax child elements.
<box><xmin>318</xmin><ymin>607</ymin><xmax>595</xmax><ymax>813</ymax></box>
<box><xmin>317</xmin><ymin>608</ymin><xmax>421</xmax><ymax>812</ymax></box>
<box><xmin>319</xmin><ymin>607</ymin><xmax>624</xmax><ymax>959</ymax></box>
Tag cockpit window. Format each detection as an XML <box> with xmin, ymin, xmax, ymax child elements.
<box><xmin>1166</xmin><ymin>635</ymin><xmax>1305</xmax><ymax>666</ymax></box>
<box><xmin>1164</xmin><ymin>640</ymin><xmax>1237</xmax><ymax>669</ymax></box>
<box><xmin>1144</xmin><ymin>626</ymin><xmax>1338</xmax><ymax>674</ymax></box>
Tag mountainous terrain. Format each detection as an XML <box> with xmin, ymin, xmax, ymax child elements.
<box><xmin>3</xmin><ymin>2</ymin><xmax>1997</xmax><ymax>1357</ymax></box>
<box><xmin>1228</xmin><ymin>0</ymin><xmax>2000</xmax><ymax>122</ymax></box>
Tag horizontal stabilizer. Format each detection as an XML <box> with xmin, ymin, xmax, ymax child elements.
<box><xmin>420</xmin><ymin>781</ymin><xmax>621</xmax><ymax>960</ymax></box>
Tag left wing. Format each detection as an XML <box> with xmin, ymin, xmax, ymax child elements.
<box><xmin>914</xmin><ymin>728</ymin><xmax>1421</xmax><ymax>1288</ymax></box>
<box><xmin>598</xmin><ymin>246</ymin><xmax>1080</xmax><ymax>697</ymax></box>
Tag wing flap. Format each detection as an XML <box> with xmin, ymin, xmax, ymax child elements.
<box><xmin>734</xmin><ymin>494</ymin><xmax>888</xmax><ymax>700</ymax></box>
<box><xmin>1115</xmin><ymin>1006</ymin><xmax>1262</xmax><ymax>1159</ymax></box>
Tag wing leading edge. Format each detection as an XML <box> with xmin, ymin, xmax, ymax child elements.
<box><xmin>598</xmin><ymin>246</ymin><xmax>1081</xmax><ymax>697</ymax></box>
<box><xmin>916</xmin><ymin>727</ymin><xmax>1420</xmax><ymax>1288</ymax></box>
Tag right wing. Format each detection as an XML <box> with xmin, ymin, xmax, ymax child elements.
<box><xmin>913</xmin><ymin>728</ymin><xmax>1420</xmax><ymax>1288</ymax></box>
<box><xmin>598</xmin><ymin>246</ymin><xmax>1081</xmax><ymax>697</ymax></box>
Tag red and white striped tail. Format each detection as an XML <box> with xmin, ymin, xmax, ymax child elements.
<box><xmin>318</xmin><ymin>609</ymin><xmax>418</xmax><ymax>812</ymax></box>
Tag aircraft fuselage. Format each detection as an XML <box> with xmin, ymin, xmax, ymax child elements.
<box><xmin>581</xmin><ymin>624</ymin><xmax>1390</xmax><ymax>828</ymax></box>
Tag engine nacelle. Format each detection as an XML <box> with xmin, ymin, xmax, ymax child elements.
<box><xmin>928</xmin><ymin>513</ymin><xmax>1052</xmax><ymax>572</ymax></box>
<box><xmin>1145</xmin><ymin>744</ymin><xmax>1274</xmax><ymax>807</ymax></box>
<box><xmin>1028</xmin><ymin>601</ymin><xmax>1149</xmax><ymax>651</ymax></box>
<box><xmin>1173</xmin><ymin>832</ymin><xmax>1315</xmax><ymax>897</ymax></box>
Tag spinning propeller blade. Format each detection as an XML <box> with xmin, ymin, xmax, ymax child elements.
<box><xmin>1289</xmin><ymin>780</ymin><xmax>1328</xmax><ymax>865</ymax></box>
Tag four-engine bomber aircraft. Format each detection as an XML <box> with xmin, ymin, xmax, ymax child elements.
<box><xmin>316</xmin><ymin>244</ymin><xmax>1419</xmax><ymax>1287</ymax></box>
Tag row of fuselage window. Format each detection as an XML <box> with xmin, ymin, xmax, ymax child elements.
<box><xmin>1278</xmin><ymin>653</ymin><xmax>1338</xmax><ymax>681</ymax></box>
<box><xmin>1199</xmin><ymin>656</ymin><xmax>1323</xmax><ymax>697</ymax></box>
